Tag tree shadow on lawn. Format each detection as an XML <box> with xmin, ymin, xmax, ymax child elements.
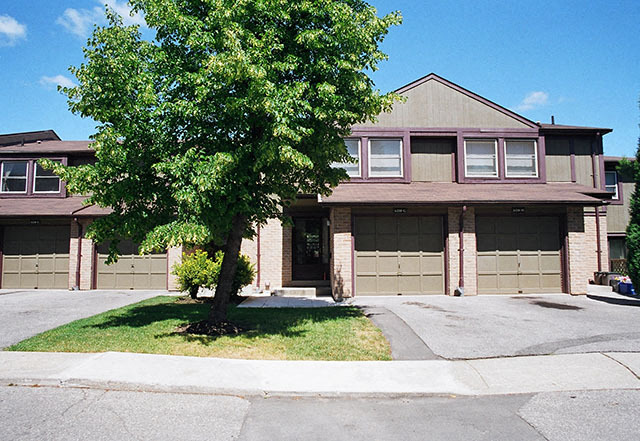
<box><xmin>89</xmin><ymin>300</ymin><xmax>364</xmax><ymax>342</ymax></box>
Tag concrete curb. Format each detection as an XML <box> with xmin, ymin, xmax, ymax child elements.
<box><xmin>1</xmin><ymin>351</ymin><xmax>639</xmax><ymax>397</ymax></box>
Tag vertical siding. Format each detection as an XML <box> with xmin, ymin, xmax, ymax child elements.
<box><xmin>574</xmin><ymin>137</ymin><xmax>594</xmax><ymax>187</ymax></box>
<box><xmin>607</xmin><ymin>182</ymin><xmax>634</xmax><ymax>233</ymax></box>
<box><xmin>411</xmin><ymin>138</ymin><xmax>454</xmax><ymax>182</ymax></box>
<box><xmin>545</xmin><ymin>137</ymin><xmax>572</xmax><ymax>182</ymax></box>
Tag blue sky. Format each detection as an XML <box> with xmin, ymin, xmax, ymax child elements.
<box><xmin>1</xmin><ymin>0</ymin><xmax>638</xmax><ymax>156</ymax></box>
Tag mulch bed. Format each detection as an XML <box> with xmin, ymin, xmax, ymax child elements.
<box><xmin>176</xmin><ymin>320</ymin><xmax>248</xmax><ymax>336</ymax></box>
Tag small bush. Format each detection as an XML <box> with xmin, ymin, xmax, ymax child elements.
<box><xmin>172</xmin><ymin>250</ymin><xmax>256</xmax><ymax>299</ymax></box>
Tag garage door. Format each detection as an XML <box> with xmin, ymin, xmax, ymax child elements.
<box><xmin>477</xmin><ymin>217</ymin><xmax>562</xmax><ymax>294</ymax></box>
<box><xmin>96</xmin><ymin>240</ymin><xmax>167</xmax><ymax>290</ymax></box>
<box><xmin>1</xmin><ymin>225</ymin><xmax>70</xmax><ymax>289</ymax></box>
<box><xmin>354</xmin><ymin>216</ymin><xmax>445</xmax><ymax>295</ymax></box>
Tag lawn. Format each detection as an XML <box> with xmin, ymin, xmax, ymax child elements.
<box><xmin>7</xmin><ymin>296</ymin><xmax>391</xmax><ymax>361</ymax></box>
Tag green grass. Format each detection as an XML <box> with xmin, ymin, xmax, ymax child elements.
<box><xmin>7</xmin><ymin>296</ymin><xmax>391</xmax><ymax>361</ymax></box>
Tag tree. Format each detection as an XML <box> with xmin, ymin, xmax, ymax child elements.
<box><xmin>619</xmin><ymin>101</ymin><xmax>640</xmax><ymax>289</ymax></box>
<box><xmin>50</xmin><ymin>0</ymin><xmax>401</xmax><ymax>327</ymax></box>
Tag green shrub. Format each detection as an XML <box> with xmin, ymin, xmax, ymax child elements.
<box><xmin>172</xmin><ymin>250</ymin><xmax>256</xmax><ymax>299</ymax></box>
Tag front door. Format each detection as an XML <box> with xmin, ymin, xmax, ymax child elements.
<box><xmin>292</xmin><ymin>217</ymin><xmax>330</xmax><ymax>280</ymax></box>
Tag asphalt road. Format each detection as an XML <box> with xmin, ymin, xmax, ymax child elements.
<box><xmin>1</xmin><ymin>386</ymin><xmax>638</xmax><ymax>441</ymax></box>
<box><xmin>0</xmin><ymin>289</ymin><xmax>165</xmax><ymax>348</ymax></box>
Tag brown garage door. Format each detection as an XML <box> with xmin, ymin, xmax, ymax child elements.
<box><xmin>1</xmin><ymin>225</ymin><xmax>70</xmax><ymax>289</ymax></box>
<box><xmin>96</xmin><ymin>240</ymin><xmax>167</xmax><ymax>290</ymax></box>
<box><xmin>477</xmin><ymin>217</ymin><xmax>562</xmax><ymax>294</ymax></box>
<box><xmin>354</xmin><ymin>216</ymin><xmax>445</xmax><ymax>295</ymax></box>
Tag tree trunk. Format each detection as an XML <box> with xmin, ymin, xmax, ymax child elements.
<box><xmin>208</xmin><ymin>213</ymin><xmax>247</xmax><ymax>323</ymax></box>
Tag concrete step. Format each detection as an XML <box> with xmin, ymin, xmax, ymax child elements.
<box><xmin>587</xmin><ymin>284</ymin><xmax>613</xmax><ymax>294</ymax></box>
<box><xmin>272</xmin><ymin>287</ymin><xmax>317</xmax><ymax>298</ymax></box>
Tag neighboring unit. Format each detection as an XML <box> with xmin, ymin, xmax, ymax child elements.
<box><xmin>0</xmin><ymin>130</ymin><xmax>180</xmax><ymax>290</ymax></box>
<box><xmin>603</xmin><ymin>156</ymin><xmax>634</xmax><ymax>274</ymax></box>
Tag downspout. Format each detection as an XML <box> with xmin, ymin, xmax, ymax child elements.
<box><xmin>592</xmin><ymin>134</ymin><xmax>602</xmax><ymax>272</ymax></box>
<box><xmin>73</xmin><ymin>218</ymin><xmax>82</xmax><ymax>290</ymax></box>
<box><xmin>456</xmin><ymin>205</ymin><xmax>467</xmax><ymax>296</ymax></box>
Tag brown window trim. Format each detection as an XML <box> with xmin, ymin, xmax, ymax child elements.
<box><xmin>0</xmin><ymin>156</ymin><xmax>67</xmax><ymax>198</ymax></box>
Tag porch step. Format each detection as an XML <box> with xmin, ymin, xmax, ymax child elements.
<box><xmin>587</xmin><ymin>284</ymin><xmax>613</xmax><ymax>294</ymax></box>
<box><xmin>272</xmin><ymin>287</ymin><xmax>317</xmax><ymax>298</ymax></box>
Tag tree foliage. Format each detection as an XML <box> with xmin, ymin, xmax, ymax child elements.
<box><xmin>619</xmin><ymin>122</ymin><xmax>640</xmax><ymax>289</ymax></box>
<box><xmin>49</xmin><ymin>0</ymin><xmax>401</xmax><ymax>322</ymax></box>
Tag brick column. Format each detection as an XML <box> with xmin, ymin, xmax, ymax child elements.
<box><xmin>567</xmin><ymin>207</ymin><xmax>599</xmax><ymax>294</ymax></box>
<box><xmin>330</xmin><ymin>207</ymin><xmax>352</xmax><ymax>299</ymax></box>
<box><xmin>259</xmin><ymin>218</ymin><xmax>284</xmax><ymax>290</ymax></box>
<box><xmin>447</xmin><ymin>206</ymin><xmax>477</xmax><ymax>296</ymax></box>
<box><xmin>68</xmin><ymin>219</ymin><xmax>94</xmax><ymax>290</ymax></box>
<box><xmin>240</xmin><ymin>235</ymin><xmax>258</xmax><ymax>290</ymax></box>
<box><xmin>166</xmin><ymin>246</ymin><xmax>183</xmax><ymax>291</ymax></box>
<box><xmin>282</xmin><ymin>224</ymin><xmax>292</xmax><ymax>286</ymax></box>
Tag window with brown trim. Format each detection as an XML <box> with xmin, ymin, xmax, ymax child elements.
<box><xmin>0</xmin><ymin>161</ymin><xmax>28</xmax><ymax>193</ymax></box>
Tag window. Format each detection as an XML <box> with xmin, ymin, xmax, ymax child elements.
<box><xmin>332</xmin><ymin>139</ymin><xmax>360</xmax><ymax>177</ymax></box>
<box><xmin>0</xmin><ymin>161</ymin><xmax>28</xmax><ymax>193</ymax></box>
<box><xmin>605</xmin><ymin>171</ymin><xmax>619</xmax><ymax>199</ymax></box>
<box><xmin>505</xmin><ymin>140</ymin><xmax>538</xmax><ymax>178</ymax></box>
<box><xmin>369</xmin><ymin>139</ymin><xmax>403</xmax><ymax>177</ymax></box>
<box><xmin>464</xmin><ymin>140</ymin><xmax>497</xmax><ymax>177</ymax></box>
<box><xmin>33</xmin><ymin>162</ymin><xmax>61</xmax><ymax>193</ymax></box>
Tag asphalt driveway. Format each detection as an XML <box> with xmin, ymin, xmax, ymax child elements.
<box><xmin>352</xmin><ymin>292</ymin><xmax>640</xmax><ymax>360</ymax></box>
<box><xmin>0</xmin><ymin>290</ymin><xmax>167</xmax><ymax>349</ymax></box>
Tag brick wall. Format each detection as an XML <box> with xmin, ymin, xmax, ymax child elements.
<box><xmin>68</xmin><ymin>219</ymin><xmax>94</xmax><ymax>290</ymax></box>
<box><xmin>240</xmin><ymin>234</ymin><xmax>258</xmax><ymax>290</ymax></box>
<box><xmin>567</xmin><ymin>206</ymin><xmax>607</xmax><ymax>294</ymax></box>
<box><xmin>330</xmin><ymin>207</ymin><xmax>352</xmax><ymax>299</ymax></box>
<box><xmin>166</xmin><ymin>246</ymin><xmax>182</xmax><ymax>291</ymax></box>
<box><xmin>282</xmin><ymin>224</ymin><xmax>292</xmax><ymax>286</ymax></box>
<box><xmin>447</xmin><ymin>207</ymin><xmax>477</xmax><ymax>296</ymax></box>
<box><xmin>258</xmin><ymin>218</ymin><xmax>284</xmax><ymax>290</ymax></box>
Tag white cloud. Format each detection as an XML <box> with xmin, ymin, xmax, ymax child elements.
<box><xmin>56</xmin><ymin>1</ymin><xmax>145</xmax><ymax>38</ymax></box>
<box><xmin>40</xmin><ymin>75</ymin><xmax>76</xmax><ymax>89</ymax></box>
<box><xmin>516</xmin><ymin>91</ymin><xmax>549</xmax><ymax>111</ymax></box>
<box><xmin>0</xmin><ymin>15</ymin><xmax>27</xmax><ymax>46</ymax></box>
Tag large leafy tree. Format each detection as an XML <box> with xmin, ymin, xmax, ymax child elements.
<box><xmin>52</xmin><ymin>0</ymin><xmax>401</xmax><ymax>325</ymax></box>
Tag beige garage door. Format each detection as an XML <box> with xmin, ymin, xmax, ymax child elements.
<box><xmin>477</xmin><ymin>217</ymin><xmax>562</xmax><ymax>294</ymax></box>
<box><xmin>354</xmin><ymin>216</ymin><xmax>445</xmax><ymax>296</ymax></box>
<box><xmin>96</xmin><ymin>240</ymin><xmax>167</xmax><ymax>290</ymax></box>
<box><xmin>1</xmin><ymin>225</ymin><xmax>70</xmax><ymax>289</ymax></box>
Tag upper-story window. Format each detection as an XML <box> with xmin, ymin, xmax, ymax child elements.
<box><xmin>332</xmin><ymin>139</ymin><xmax>361</xmax><ymax>177</ymax></box>
<box><xmin>464</xmin><ymin>139</ymin><xmax>497</xmax><ymax>177</ymax></box>
<box><xmin>0</xmin><ymin>161</ymin><xmax>28</xmax><ymax>193</ymax></box>
<box><xmin>605</xmin><ymin>171</ymin><xmax>619</xmax><ymax>199</ymax></box>
<box><xmin>369</xmin><ymin>138</ymin><xmax>403</xmax><ymax>177</ymax></box>
<box><xmin>34</xmin><ymin>162</ymin><xmax>61</xmax><ymax>193</ymax></box>
<box><xmin>505</xmin><ymin>140</ymin><xmax>538</xmax><ymax>178</ymax></box>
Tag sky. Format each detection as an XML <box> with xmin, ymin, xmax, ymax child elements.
<box><xmin>0</xmin><ymin>0</ymin><xmax>638</xmax><ymax>156</ymax></box>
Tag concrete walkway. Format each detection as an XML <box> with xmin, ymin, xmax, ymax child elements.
<box><xmin>1</xmin><ymin>351</ymin><xmax>639</xmax><ymax>397</ymax></box>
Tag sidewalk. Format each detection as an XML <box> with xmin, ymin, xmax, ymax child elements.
<box><xmin>1</xmin><ymin>351</ymin><xmax>638</xmax><ymax>397</ymax></box>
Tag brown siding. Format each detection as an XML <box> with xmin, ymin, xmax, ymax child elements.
<box><xmin>359</xmin><ymin>78</ymin><xmax>530</xmax><ymax>129</ymax></box>
<box><xmin>574</xmin><ymin>137</ymin><xmax>595</xmax><ymax>187</ymax></box>
<box><xmin>607</xmin><ymin>182</ymin><xmax>634</xmax><ymax>233</ymax></box>
<box><xmin>545</xmin><ymin>138</ymin><xmax>572</xmax><ymax>182</ymax></box>
<box><xmin>410</xmin><ymin>138</ymin><xmax>453</xmax><ymax>182</ymax></box>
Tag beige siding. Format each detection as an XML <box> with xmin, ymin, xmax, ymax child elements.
<box><xmin>359</xmin><ymin>78</ymin><xmax>530</xmax><ymax>129</ymax></box>
<box><xmin>574</xmin><ymin>155</ymin><xmax>594</xmax><ymax>187</ymax></box>
<box><xmin>411</xmin><ymin>138</ymin><xmax>453</xmax><ymax>182</ymax></box>
<box><xmin>607</xmin><ymin>182</ymin><xmax>634</xmax><ymax>233</ymax></box>
<box><xmin>545</xmin><ymin>138</ymin><xmax>572</xmax><ymax>182</ymax></box>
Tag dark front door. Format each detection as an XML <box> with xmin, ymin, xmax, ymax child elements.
<box><xmin>292</xmin><ymin>217</ymin><xmax>330</xmax><ymax>280</ymax></box>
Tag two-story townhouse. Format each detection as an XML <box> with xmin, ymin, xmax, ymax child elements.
<box><xmin>603</xmin><ymin>156</ymin><xmax>635</xmax><ymax>273</ymax></box>
<box><xmin>241</xmin><ymin>74</ymin><xmax>613</xmax><ymax>297</ymax></box>
<box><xmin>0</xmin><ymin>130</ymin><xmax>181</xmax><ymax>290</ymax></box>
<box><xmin>0</xmin><ymin>74</ymin><xmax>613</xmax><ymax>296</ymax></box>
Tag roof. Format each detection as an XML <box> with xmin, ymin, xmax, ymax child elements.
<box><xmin>0</xmin><ymin>130</ymin><xmax>61</xmax><ymax>146</ymax></box>
<box><xmin>0</xmin><ymin>196</ymin><xmax>111</xmax><ymax>217</ymax></box>
<box><xmin>0</xmin><ymin>140</ymin><xmax>93</xmax><ymax>154</ymax></box>
<box><xmin>539</xmin><ymin>123</ymin><xmax>612</xmax><ymax>134</ymax></box>
<box><xmin>604</xmin><ymin>156</ymin><xmax>635</xmax><ymax>162</ymax></box>
<box><xmin>319</xmin><ymin>182</ymin><xmax>611</xmax><ymax>206</ymax></box>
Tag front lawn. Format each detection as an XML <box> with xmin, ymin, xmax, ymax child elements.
<box><xmin>7</xmin><ymin>296</ymin><xmax>391</xmax><ymax>361</ymax></box>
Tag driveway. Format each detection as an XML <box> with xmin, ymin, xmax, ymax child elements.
<box><xmin>352</xmin><ymin>292</ymin><xmax>640</xmax><ymax>360</ymax></box>
<box><xmin>0</xmin><ymin>290</ymin><xmax>168</xmax><ymax>349</ymax></box>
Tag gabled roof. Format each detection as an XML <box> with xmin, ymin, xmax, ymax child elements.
<box><xmin>392</xmin><ymin>73</ymin><xmax>539</xmax><ymax>129</ymax></box>
<box><xmin>0</xmin><ymin>130</ymin><xmax>61</xmax><ymax>146</ymax></box>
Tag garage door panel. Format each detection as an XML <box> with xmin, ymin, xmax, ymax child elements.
<box><xmin>497</xmin><ymin>234</ymin><xmax>518</xmax><ymax>251</ymax></box>
<box><xmin>422</xmin><ymin>275</ymin><xmax>444</xmax><ymax>293</ymax></box>
<box><xmin>376</xmin><ymin>218</ymin><xmax>397</xmax><ymax>234</ymax></box>
<box><xmin>477</xmin><ymin>254</ymin><xmax>497</xmax><ymax>272</ymax></box>
<box><xmin>356</xmin><ymin>276</ymin><xmax>377</xmax><ymax>294</ymax></box>
<box><xmin>398</xmin><ymin>235</ymin><xmax>420</xmax><ymax>252</ymax></box>
<box><xmin>377</xmin><ymin>235</ymin><xmax>397</xmax><ymax>252</ymax></box>
<box><xmin>497</xmin><ymin>254</ymin><xmax>518</xmax><ymax>272</ymax></box>
<box><xmin>420</xmin><ymin>234</ymin><xmax>444</xmax><ymax>252</ymax></box>
<box><xmin>519</xmin><ymin>254</ymin><xmax>541</xmax><ymax>273</ymax></box>
<box><xmin>477</xmin><ymin>235</ymin><xmax>496</xmax><ymax>252</ymax></box>
<box><xmin>355</xmin><ymin>217</ymin><xmax>375</xmax><ymax>235</ymax></box>
<box><xmin>499</xmin><ymin>274</ymin><xmax>519</xmax><ymax>290</ymax></box>
<box><xmin>37</xmin><ymin>257</ymin><xmax>55</xmax><ymax>272</ymax></box>
<box><xmin>478</xmin><ymin>275</ymin><xmax>498</xmax><ymax>291</ymax></box>
<box><xmin>355</xmin><ymin>234</ymin><xmax>375</xmax><ymax>252</ymax></box>
<box><xmin>540</xmin><ymin>254</ymin><xmax>561</xmax><ymax>272</ymax></box>
<box><xmin>377</xmin><ymin>255</ymin><xmax>398</xmax><ymax>274</ymax></box>
<box><xmin>357</xmin><ymin>255</ymin><xmax>377</xmax><ymax>274</ymax></box>
<box><xmin>541</xmin><ymin>274</ymin><xmax>562</xmax><ymax>289</ymax></box>
<box><xmin>377</xmin><ymin>276</ymin><xmax>398</xmax><ymax>294</ymax></box>
<box><xmin>398</xmin><ymin>217</ymin><xmax>419</xmax><ymax>234</ymax></box>
<box><xmin>399</xmin><ymin>275</ymin><xmax>421</xmax><ymax>293</ymax></box>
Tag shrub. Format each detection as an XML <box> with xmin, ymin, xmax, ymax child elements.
<box><xmin>172</xmin><ymin>250</ymin><xmax>256</xmax><ymax>300</ymax></box>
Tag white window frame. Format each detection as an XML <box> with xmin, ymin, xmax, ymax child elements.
<box><xmin>464</xmin><ymin>139</ymin><xmax>498</xmax><ymax>178</ymax></box>
<box><xmin>605</xmin><ymin>171</ymin><xmax>619</xmax><ymax>199</ymax></box>
<box><xmin>368</xmin><ymin>138</ymin><xmax>404</xmax><ymax>178</ymax></box>
<box><xmin>504</xmin><ymin>139</ymin><xmax>539</xmax><ymax>178</ymax></box>
<box><xmin>0</xmin><ymin>161</ymin><xmax>28</xmax><ymax>194</ymax></box>
<box><xmin>336</xmin><ymin>138</ymin><xmax>361</xmax><ymax>178</ymax></box>
<box><xmin>33</xmin><ymin>162</ymin><xmax>61</xmax><ymax>194</ymax></box>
